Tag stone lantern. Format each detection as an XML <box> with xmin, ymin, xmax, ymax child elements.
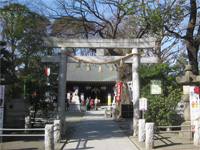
<box><xmin>176</xmin><ymin>64</ymin><xmax>200</xmax><ymax>139</ymax></box>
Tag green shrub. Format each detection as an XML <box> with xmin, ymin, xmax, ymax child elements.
<box><xmin>138</xmin><ymin>63</ymin><xmax>182</xmax><ymax>126</ymax></box>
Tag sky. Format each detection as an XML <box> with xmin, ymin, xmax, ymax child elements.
<box><xmin>1</xmin><ymin>0</ymin><xmax>199</xmax><ymax>62</ymax></box>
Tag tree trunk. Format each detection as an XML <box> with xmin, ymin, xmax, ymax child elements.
<box><xmin>155</xmin><ymin>40</ymin><xmax>162</xmax><ymax>62</ymax></box>
<box><xmin>186</xmin><ymin>40</ymin><xmax>198</xmax><ymax>75</ymax></box>
<box><xmin>185</xmin><ymin>0</ymin><xmax>199</xmax><ymax>75</ymax></box>
<box><xmin>115</xmin><ymin>64</ymin><xmax>132</xmax><ymax>118</ymax></box>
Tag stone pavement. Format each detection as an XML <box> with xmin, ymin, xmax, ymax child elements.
<box><xmin>62</xmin><ymin>107</ymin><xmax>138</xmax><ymax>150</ymax></box>
<box><xmin>63</xmin><ymin>107</ymin><xmax>200</xmax><ymax>150</ymax></box>
<box><xmin>115</xmin><ymin>118</ymin><xmax>200</xmax><ymax>150</ymax></box>
<box><xmin>1</xmin><ymin>106</ymin><xmax>200</xmax><ymax>150</ymax></box>
<box><xmin>130</xmin><ymin>131</ymin><xmax>200</xmax><ymax>150</ymax></box>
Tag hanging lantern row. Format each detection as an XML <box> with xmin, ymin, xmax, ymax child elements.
<box><xmin>62</xmin><ymin>52</ymin><xmax>143</xmax><ymax>72</ymax></box>
<box><xmin>86</xmin><ymin>64</ymin><xmax>91</xmax><ymax>71</ymax></box>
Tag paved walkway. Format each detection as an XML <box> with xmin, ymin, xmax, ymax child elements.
<box><xmin>63</xmin><ymin>108</ymin><xmax>138</xmax><ymax>150</ymax></box>
<box><xmin>1</xmin><ymin>106</ymin><xmax>198</xmax><ymax>150</ymax></box>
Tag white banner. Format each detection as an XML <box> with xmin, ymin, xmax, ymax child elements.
<box><xmin>127</xmin><ymin>81</ymin><xmax>133</xmax><ymax>102</ymax></box>
<box><xmin>108</xmin><ymin>93</ymin><xmax>111</xmax><ymax>106</ymax></box>
<box><xmin>0</xmin><ymin>85</ymin><xmax>5</xmax><ymax>135</ymax></box>
<box><xmin>190</xmin><ymin>86</ymin><xmax>200</xmax><ymax>121</ymax></box>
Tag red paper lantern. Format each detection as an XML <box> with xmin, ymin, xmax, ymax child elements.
<box><xmin>194</xmin><ymin>86</ymin><xmax>199</xmax><ymax>94</ymax></box>
<box><xmin>34</xmin><ymin>90</ymin><xmax>37</xmax><ymax>97</ymax></box>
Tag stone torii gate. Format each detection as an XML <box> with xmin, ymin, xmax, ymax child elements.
<box><xmin>41</xmin><ymin>37</ymin><xmax>158</xmax><ymax>136</ymax></box>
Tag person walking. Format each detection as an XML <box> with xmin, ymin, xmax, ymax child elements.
<box><xmin>95</xmin><ymin>97</ymin><xmax>98</xmax><ymax>110</ymax></box>
<box><xmin>66</xmin><ymin>98</ymin><xmax>70</xmax><ymax>111</ymax></box>
<box><xmin>89</xmin><ymin>97</ymin><xmax>93</xmax><ymax>109</ymax></box>
<box><xmin>86</xmin><ymin>97</ymin><xmax>91</xmax><ymax>111</ymax></box>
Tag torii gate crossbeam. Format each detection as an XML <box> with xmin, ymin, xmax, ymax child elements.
<box><xmin>42</xmin><ymin>37</ymin><xmax>156</xmax><ymax>48</ymax></box>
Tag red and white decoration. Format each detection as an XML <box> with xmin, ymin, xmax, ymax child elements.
<box><xmin>46</xmin><ymin>68</ymin><xmax>50</xmax><ymax>76</ymax></box>
<box><xmin>190</xmin><ymin>86</ymin><xmax>200</xmax><ymax>121</ymax></box>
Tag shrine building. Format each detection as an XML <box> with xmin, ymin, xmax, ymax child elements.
<box><xmin>66</xmin><ymin>63</ymin><xmax>117</xmax><ymax>104</ymax></box>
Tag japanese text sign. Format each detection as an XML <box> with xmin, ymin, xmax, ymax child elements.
<box><xmin>139</xmin><ymin>98</ymin><xmax>147</xmax><ymax>110</ymax></box>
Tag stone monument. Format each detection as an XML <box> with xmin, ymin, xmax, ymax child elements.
<box><xmin>176</xmin><ymin>64</ymin><xmax>200</xmax><ymax>139</ymax></box>
<box><xmin>70</xmin><ymin>89</ymin><xmax>81</xmax><ymax>112</ymax></box>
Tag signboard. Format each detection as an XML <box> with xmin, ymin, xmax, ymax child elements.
<box><xmin>0</xmin><ymin>85</ymin><xmax>5</xmax><ymax>136</ymax></box>
<box><xmin>190</xmin><ymin>86</ymin><xmax>200</xmax><ymax>122</ymax></box>
<box><xmin>127</xmin><ymin>81</ymin><xmax>133</xmax><ymax>102</ymax></box>
<box><xmin>139</xmin><ymin>98</ymin><xmax>147</xmax><ymax>110</ymax></box>
<box><xmin>150</xmin><ymin>80</ymin><xmax>162</xmax><ymax>95</ymax></box>
<box><xmin>116</xmin><ymin>81</ymin><xmax>121</xmax><ymax>102</ymax></box>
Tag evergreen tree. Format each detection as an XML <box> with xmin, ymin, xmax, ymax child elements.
<box><xmin>138</xmin><ymin>63</ymin><xmax>182</xmax><ymax>126</ymax></box>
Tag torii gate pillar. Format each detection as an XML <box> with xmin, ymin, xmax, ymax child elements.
<box><xmin>132</xmin><ymin>48</ymin><xmax>140</xmax><ymax>137</ymax></box>
<box><xmin>57</xmin><ymin>47</ymin><xmax>67</xmax><ymax>134</ymax></box>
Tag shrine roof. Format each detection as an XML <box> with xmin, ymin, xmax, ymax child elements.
<box><xmin>67</xmin><ymin>63</ymin><xmax>117</xmax><ymax>82</ymax></box>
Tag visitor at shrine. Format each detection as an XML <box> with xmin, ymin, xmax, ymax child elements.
<box><xmin>90</xmin><ymin>97</ymin><xmax>93</xmax><ymax>108</ymax></box>
<box><xmin>66</xmin><ymin>97</ymin><xmax>70</xmax><ymax>111</ymax></box>
<box><xmin>70</xmin><ymin>94</ymin><xmax>72</xmax><ymax>102</ymax></box>
<box><xmin>86</xmin><ymin>97</ymin><xmax>91</xmax><ymax>111</ymax></box>
<box><xmin>95</xmin><ymin>97</ymin><xmax>98</xmax><ymax>110</ymax></box>
<box><xmin>98</xmin><ymin>99</ymin><xmax>101</xmax><ymax>107</ymax></box>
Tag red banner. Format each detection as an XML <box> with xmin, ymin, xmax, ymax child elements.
<box><xmin>116</xmin><ymin>81</ymin><xmax>121</xmax><ymax>102</ymax></box>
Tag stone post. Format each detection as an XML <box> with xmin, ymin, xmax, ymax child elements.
<box><xmin>45</xmin><ymin>124</ymin><xmax>54</xmax><ymax>150</ymax></box>
<box><xmin>194</xmin><ymin>121</ymin><xmax>200</xmax><ymax>146</ymax></box>
<box><xmin>104</xmin><ymin>107</ymin><xmax>107</xmax><ymax>118</ymax></box>
<box><xmin>138</xmin><ymin>119</ymin><xmax>146</xmax><ymax>142</ymax></box>
<box><xmin>112</xmin><ymin>107</ymin><xmax>116</xmax><ymax>120</ymax></box>
<box><xmin>132</xmin><ymin>48</ymin><xmax>140</xmax><ymax>137</ymax></box>
<box><xmin>182</xmin><ymin>86</ymin><xmax>190</xmax><ymax>121</ymax></box>
<box><xmin>54</xmin><ymin>120</ymin><xmax>61</xmax><ymax>143</ymax></box>
<box><xmin>179</xmin><ymin>85</ymin><xmax>192</xmax><ymax>139</ymax></box>
<box><xmin>57</xmin><ymin>47</ymin><xmax>68</xmax><ymax>135</ymax></box>
<box><xmin>145</xmin><ymin>123</ymin><xmax>154</xmax><ymax>149</ymax></box>
<box><xmin>25</xmin><ymin>115</ymin><xmax>31</xmax><ymax>129</ymax></box>
<box><xmin>112</xmin><ymin>103</ymin><xmax>117</xmax><ymax>120</ymax></box>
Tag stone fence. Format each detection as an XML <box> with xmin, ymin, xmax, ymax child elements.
<box><xmin>29</xmin><ymin>118</ymin><xmax>62</xmax><ymax>150</ymax></box>
<box><xmin>45</xmin><ymin>120</ymin><xmax>61</xmax><ymax>150</ymax></box>
<box><xmin>138</xmin><ymin>119</ymin><xmax>200</xmax><ymax>149</ymax></box>
<box><xmin>0</xmin><ymin>120</ymin><xmax>61</xmax><ymax>150</ymax></box>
